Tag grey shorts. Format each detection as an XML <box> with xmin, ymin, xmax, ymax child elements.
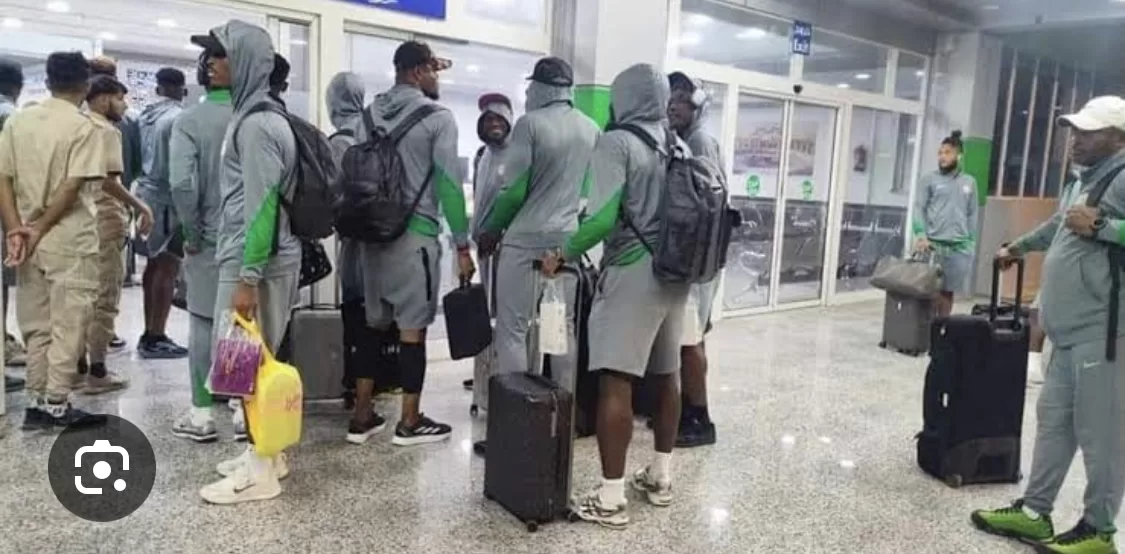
<box><xmin>937</xmin><ymin>249</ymin><xmax>973</xmax><ymax>294</ymax></box>
<box><xmin>140</xmin><ymin>196</ymin><xmax>182</xmax><ymax>259</ymax></box>
<box><xmin>588</xmin><ymin>257</ymin><xmax>690</xmax><ymax>378</ymax></box>
<box><xmin>361</xmin><ymin>232</ymin><xmax>442</xmax><ymax>330</ymax></box>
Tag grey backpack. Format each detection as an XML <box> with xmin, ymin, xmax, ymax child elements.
<box><xmin>611</xmin><ymin>123</ymin><xmax>730</xmax><ymax>284</ymax></box>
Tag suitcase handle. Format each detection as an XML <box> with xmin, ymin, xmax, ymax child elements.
<box><xmin>990</xmin><ymin>256</ymin><xmax>1025</xmax><ymax>328</ymax></box>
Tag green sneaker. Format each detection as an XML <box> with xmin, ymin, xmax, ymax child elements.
<box><xmin>1036</xmin><ymin>521</ymin><xmax>1117</xmax><ymax>554</ymax></box>
<box><xmin>972</xmin><ymin>501</ymin><xmax>1055</xmax><ymax>543</ymax></box>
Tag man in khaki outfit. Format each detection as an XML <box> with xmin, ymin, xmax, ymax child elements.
<box><xmin>0</xmin><ymin>52</ymin><xmax>108</xmax><ymax>428</ymax></box>
<box><xmin>80</xmin><ymin>75</ymin><xmax>153</xmax><ymax>394</ymax></box>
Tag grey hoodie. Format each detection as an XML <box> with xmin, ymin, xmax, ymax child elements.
<box><xmin>169</xmin><ymin>88</ymin><xmax>233</xmax><ymax>247</ymax></box>
<box><xmin>683</xmin><ymin>101</ymin><xmax>725</xmax><ymax>186</ymax></box>
<box><xmin>481</xmin><ymin>82</ymin><xmax>599</xmax><ymax>249</ymax></box>
<box><xmin>362</xmin><ymin>84</ymin><xmax>469</xmax><ymax>247</ymax></box>
<box><xmin>1014</xmin><ymin>151</ymin><xmax>1125</xmax><ymax>349</ymax></box>
<box><xmin>327</xmin><ymin>71</ymin><xmax>365</xmax><ymax>165</ymax></box>
<box><xmin>135</xmin><ymin>97</ymin><xmax>183</xmax><ymax>205</ymax></box>
<box><xmin>118</xmin><ymin>110</ymin><xmax>142</xmax><ymax>189</ymax></box>
<box><xmin>211</xmin><ymin>20</ymin><xmax>300</xmax><ymax>282</ymax></box>
<box><xmin>563</xmin><ymin>63</ymin><xmax>673</xmax><ymax>267</ymax></box>
<box><xmin>471</xmin><ymin>101</ymin><xmax>513</xmax><ymax>237</ymax></box>
<box><xmin>912</xmin><ymin>168</ymin><xmax>979</xmax><ymax>252</ymax></box>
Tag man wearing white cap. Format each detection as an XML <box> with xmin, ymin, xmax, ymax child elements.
<box><xmin>972</xmin><ymin>95</ymin><xmax>1125</xmax><ymax>554</ymax></box>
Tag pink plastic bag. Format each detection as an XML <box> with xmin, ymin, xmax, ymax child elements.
<box><xmin>208</xmin><ymin>311</ymin><xmax>264</xmax><ymax>397</ymax></box>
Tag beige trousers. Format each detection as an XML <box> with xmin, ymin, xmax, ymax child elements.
<box><xmin>85</xmin><ymin>237</ymin><xmax>125</xmax><ymax>364</ymax></box>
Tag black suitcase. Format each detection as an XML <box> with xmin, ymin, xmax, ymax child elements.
<box><xmin>879</xmin><ymin>292</ymin><xmax>933</xmax><ymax>356</ymax></box>
<box><xmin>484</xmin><ymin>267</ymin><xmax>574</xmax><ymax>532</ymax></box>
<box><xmin>442</xmin><ymin>279</ymin><xmax>492</xmax><ymax>360</ymax></box>
<box><xmin>917</xmin><ymin>258</ymin><xmax>1029</xmax><ymax>488</ymax></box>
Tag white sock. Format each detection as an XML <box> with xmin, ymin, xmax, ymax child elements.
<box><xmin>247</xmin><ymin>452</ymin><xmax>272</xmax><ymax>480</ymax></box>
<box><xmin>1022</xmin><ymin>504</ymin><xmax>1042</xmax><ymax>520</ymax></box>
<box><xmin>1028</xmin><ymin>352</ymin><xmax>1042</xmax><ymax>376</ymax></box>
<box><xmin>652</xmin><ymin>451</ymin><xmax>673</xmax><ymax>484</ymax></box>
<box><xmin>190</xmin><ymin>406</ymin><xmax>213</xmax><ymax>426</ymax></box>
<box><xmin>599</xmin><ymin>478</ymin><xmax>626</xmax><ymax>507</ymax></box>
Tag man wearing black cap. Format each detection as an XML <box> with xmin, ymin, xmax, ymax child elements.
<box><xmin>480</xmin><ymin>57</ymin><xmax>599</xmax><ymax>395</ymax></box>
<box><xmin>667</xmin><ymin>71</ymin><xmax>725</xmax><ymax>449</ymax></box>
<box><xmin>348</xmin><ymin>40</ymin><xmax>474</xmax><ymax>447</ymax></box>
<box><xmin>269</xmin><ymin>54</ymin><xmax>289</xmax><ymax>106</ymax></box>
<box><xmin>135</xmin><ymin>67</ymin><xmax>188</xmax><ymax>359</ymax></box>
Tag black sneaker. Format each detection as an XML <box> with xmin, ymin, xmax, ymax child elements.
<box><xmin>345</xmin><ymin>413</ymin><xmax>387</xmax><ymax>445</ymax></box>
<box><xmin>676</xmin><ymin>420</ymin><xmax>717</xmax><ymax>448</ymax></box>
<box><xmin>109</xmin><ymin>335</ymin><xmax>127</xmax><ymax>351</ymax></box>
<box><xmin>21</xmin><ymin>407</ymin><xmax>50</xmax><ymax>430</ymax></box>
<box><xmin>41</xmin><ymin>403</ymin><xmax>108</xmax><ymax>428</ymax></box>
<box><xmin>4</xmin><ymin>375</ymin><xmax>24</xmax><ymax>393</ymax></box>
<box><xmin>138</xmin><ymin>336</ymin><xmax>188</xmax><ymax>360</ymax></box>
<box><xmin>473</xmin><ymin>440</ymin><xmax>487</xmax><ymax>457</ymax></box>
<box><xmin>392</xmin><ymin>414</ymin><xmax>452</xmax><ymax>446</ymax></box>
<box><xmin>462</xmin><ymin>379</ymin><xmax>473</xmax><ymax>391</ymax></box>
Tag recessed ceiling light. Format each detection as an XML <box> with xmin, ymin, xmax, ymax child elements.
<box><xmin>837</xmin><ymin>83</ymin><xmax>851</xmax><ymax>89</ymax></box>
<box><xmin>46</xmin><ymin>1</ymin><xmax>70</xmax><ymax>13</ymax></box>
<box><xmin>466</xmin><ymin>64</ymin><xmax>481</xmax><ymax>73</ymax></box>
<box><xmin>156</xmin><ymin>18</ymin><xmax>178</xmax><ymax>28</ymax></box>
<box><xmin>1</xmin><ymin>17</ymin><xmax>22</xmax><ymax>28</ymax></box>
<box><xmin>737</xmin><ymin>28</ymin><xmax>767</xmax><ymax>40</ymax></box>
<box><xmin>981</xmin><ymin>4</ymin><xmax>1000</xmax><ymax>9</ymax></box>
<box><xmin>679</xmin><ymin>32</ymin><xmax>702</xmax><ymax>46</ymax></box>
<box><xmin>855</xmin><ymin>73</ymin><xmax>871</xmax><ymax>80</ymax></box>
<box><xmin>915</xmin><ymin>70</ymin><xmax>926</xmax><ymax>78</ymax></box>
<box><xmin>98</xmin><ymin>32</ymin><xmax>117</xmax><ymax>41</ymax></box>
<box><xmin>289</xmin><ymin>39</ymin><xmax>308</xmax><ymax>46</ymax></box>
<box><xmin>384</xmin><ymin>70</ymin><xmax>395</xmax><ymax>79</ymax></box>
<box><xmin>687</xmin><ymin>13</ymin><xmax>712</xmax><ymax>26</ymax></box>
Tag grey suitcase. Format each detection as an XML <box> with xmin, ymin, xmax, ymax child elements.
<box><xmin>879</xmin><ymin>291</ymin><xmax>933</xmax><ymax>356</ymax></box>
<box><xmin>287</xmin><ymin>307</ymin><xmax>346</xmax><ymax>400</ymax></box>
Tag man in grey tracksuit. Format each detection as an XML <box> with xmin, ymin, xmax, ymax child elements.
<box><xmin>194</xmin><ymin>20</ymin><xmax>300</xmax><ymax>506</ymax></box>
<box><xmin>348</xmin><ymin>41</ymin><xmax>474</xmax><ymax>448</ymax></box>
<box><xmin>480</xmin><ymin>57</ymin><xmax>599</xmax><ymax>393</ymax></box>
<box><xmin>542</xmin><ymin>63</ymin><xmax>688</xmax><ymax>528</ymax></box>
<box><xmin>667</xmin><ymin>71</ymin><xmax>725</xmax><ymax>449</ymax></box>
<box><xmin>168</xmin><ymin>49</ymin><xmax>234</xmax><ymax>444</ymax></box>
<box><xmin>973</xmin><ymin>96</ymin><xmax>1125</xmax><ymax>554</ymax></box>
<box><xmin>135</xmin><ymin>67</ymin><xmax>188</xmax><ymax>358</ymax></box>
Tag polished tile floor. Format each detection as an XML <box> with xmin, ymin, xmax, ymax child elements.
<box><xmin>0</xmin><ymin>290</ymin><xmax>1115</xmax><ymax>554</ymax></box>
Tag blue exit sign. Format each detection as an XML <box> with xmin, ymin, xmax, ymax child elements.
<box><xmin>337</xmin><ymin>0</ymin><xmax>447</xmax><ymax>20</ymax></box>
<box><xmin>791</xmin><ymin>20</ymin><xmax>813</xmax><ymax>56</ymax></box>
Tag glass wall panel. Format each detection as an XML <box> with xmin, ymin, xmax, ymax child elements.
<box><xmin>678</xmin><ymin>0</ymin><xmax>792</xmax><ymax>77</ymax></box>
<box><xmin>895</xmin><ymin>51</ymin><xmax>926</xmax><ymax>101</ymax></box>
<box><xmin>803</xmin><ymin>31</ymin><xmax>889</xmax><ymax>95</ymax></box>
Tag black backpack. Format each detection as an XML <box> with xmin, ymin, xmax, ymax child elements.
<box><xmin>1085</xmin><ymin>165</ymin><xmax>1125</xmax><ymax>361</ymax></box>
<box><xmin>610</xmin><ymin>123</ymin><xmax>732</xmax><ymax>285</ymax></box>
<box><xmin>242</xmin><ymin>102</ymin><xmax>339</xmax><ymax>240</ymax></box>
<box><xmin>336</xmin><ymin>105</ymin><xmax>439</xmax><ymax>243</ymax></box>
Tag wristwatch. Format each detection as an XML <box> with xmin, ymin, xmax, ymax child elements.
<box><xmin>1093</xmin><ymin>217</ymin><xmax>1108</xmax><ymax>231</ymax></box>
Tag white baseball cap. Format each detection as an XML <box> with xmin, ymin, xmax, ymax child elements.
<box><xmin>1059</xmin><ymin>96</ymin><xmax>1125</xmax><ymax>132</ymax></box>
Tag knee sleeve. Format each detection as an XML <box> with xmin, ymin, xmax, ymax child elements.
<box><xmin>399</xmin><ymin>342</ymin><xmax>426</xmax><ymax>394</ymax></box>
<box><xmin>341</xmin><ymin>299</ymin><xmax>366</xmax><ymax>387</ymax></box>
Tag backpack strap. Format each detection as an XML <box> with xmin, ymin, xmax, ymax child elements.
<box><xmin>329</xmin><ymin>129</ymin><xmax>355</xmax><ymax>141</ymax></box>
<box><xmin>390</xmin><ymin>104</ymin><xmax>440</xmax><ymax>145</ymax></box>
<box><xmin>1084</xmin><ymin>164</ymin><xmax>1125</xmax><ymax>361</ymax></box>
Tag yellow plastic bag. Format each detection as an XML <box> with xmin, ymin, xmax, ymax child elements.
<box><xmin>235</xmin><ymin>313</ymin><xmax>304</xmax><ymax>457</ymax></box>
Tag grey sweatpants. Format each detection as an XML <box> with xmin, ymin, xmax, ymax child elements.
<box><xmin>185</xmin><ymin>247</ymin><xmax>219</xmax><ymax>408</ymax></box>
<box><xmin>494</xmin><ymin>244</ymin><xmax>578</xmax><ymax>393</ymax></box>
<box><xmin>1023</xmin><ymin>335</ymin><xmax>1125</xmax><ymax>532</ymax></box>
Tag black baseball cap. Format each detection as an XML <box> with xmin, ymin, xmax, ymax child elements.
<box><xmin>393</xmin><ymin>41</ymin><xmax>451</xmax><ymax>73</ymax></box>
<box><xmin>527</xmin><ymin>57</ymin><xmax>573</xmax><ymax>87</ymax></box>
<box><xmin>190</xmin><ymin>33</ymin><xmax>227</xmax><ymax>58</ymax></box>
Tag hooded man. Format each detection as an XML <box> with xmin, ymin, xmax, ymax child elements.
<box><xmin>168</xmin><ymin>47</ymin><xmax>235</xmax><ymax>444</ymax></box>
<box><xmin>666</xmin><ymin>71</ymin><xmax>725</xmax><ymax>449</ymax></box>
<box><xmin>541</xmin><ymin>63</ymin><xmax>688</xmax><ymax>528</ymax></box>
<box><xmin>973</xmin><ymin>96</ymin><xmax>1125</xmax><ymax>554</ymax></box>
<box><xmin>269</xmin><ymin>54</ymin><xmax>290</xmax><ymax>107</ymax></box>
<box><xmin>465</xmin><ymin>92</ymin><xmax>513</xmax><ymax>431</ymax></box>
<box><xmin>0</xmin><ymin>57</ymin><xmax>27</xmax><ymax>391</ymax></box>
<box><xmin>346</xmin><ymin>40</ymin><xmax>474</xmax><ymax>448</ymax></box>
<box><xmin>325</xmin><ymin>71</ymin><xmax>384</xmax><ymax>414</ymax></box>
<box><xmin>479</xmin><ymin>57</ymin><xmax>599</xmax><ymax>397</ymax></box>
<box><xmin>191</xmin><ymin>20</ymin><xmax>300</xmax><ymax>505</ymax></box>
<box><xmin>135</xmin><ymin>67</ymin><xmax>188</xmax><ymax>359</ymax></box>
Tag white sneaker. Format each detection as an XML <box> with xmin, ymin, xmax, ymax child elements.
<box><xmin>569</xmin><ymin>488</ymin><xmax>629</xmax><ymax>529</ymax></box>
<box><xmin>200</xmin><ymin>465</ymin><xmax>281</xmax><ymax>505</ymax></box>
<box><xmin>216</xmin><ymin>447</ymin><xmax>290</xmax><ymax>480</ymax></box>
<box><xmin>630</xmin><ymin>466</ymin><xmax>674</xmax><ymax>507</ymax></box>
<box><xmin>171</xmin><ymin>412</ymin><xmax>219</xmax><ymax>443</ymax></box>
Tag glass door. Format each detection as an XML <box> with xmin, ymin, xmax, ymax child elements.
<box><xmin>722</xmin><ymin>93</ymin><xmax>839</xmax><ymax>312</ymax></box>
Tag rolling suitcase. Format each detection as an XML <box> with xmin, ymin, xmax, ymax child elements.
<box><xmin>878</xmin><ymin>292</ymin><xmax>933</xmax><ymax>356</ymax></box>
<box><xmin>283</xmin><ymin>306</ymin><xmax>346</xmax><ymax>401</ymax></box>
<box><xmin>917</xmin><ymin>258</ymin><xmax>1029</xmax><ymax>488</ymax></box>
<box><xmin>443</xmin><ymin>278</ymin><xmax>492</xmax><ymax>360</ymax></box>
<box><xmin>484</xmin><ymin>266</ymin><xmax>574</xmax><ymax>532</ymax></box>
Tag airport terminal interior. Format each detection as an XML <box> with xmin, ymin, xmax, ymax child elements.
<box><xmin>2</xmin><ymin>0</ymin><xmax>1125</xmax><ymax>552</ymax></box>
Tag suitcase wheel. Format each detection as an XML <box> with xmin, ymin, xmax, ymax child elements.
<box><xmin>470</xmin><ymin>405</ymin><xmax>479</xmax><ymax>417</ymax></box>
<box><xmin>944</xmin><ymin>474</ymin><xmax>963</xmax><ymax>489</ymax></box>
<box><xmin>526</xmin><ymin>521</ymin><xmax>539</xmax><ymax>533</ymax></box>
<box><xmin>878</xmin><ymin>341</ymin><xmax>887</xmax><ymax>349</ymax></box>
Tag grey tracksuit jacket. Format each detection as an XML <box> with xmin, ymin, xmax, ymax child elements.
<box><xmin>135</xmin><ymin>97</ymin><xmax>184</xmax><ymax>206</ymax></box>
<box><xmin>1013</xmin><ymin>151</ymin><xmax>1125</xmax><ymax>349</ymax></box>
<box><xmin>326</xmin><ymin>72</ymin><xmax>366</xmax><ymax>302</ymax></box>
<box><xmin>912</xmin><ymin>169</ymin><xmax>979</xmax><ymax>252</ymax></box>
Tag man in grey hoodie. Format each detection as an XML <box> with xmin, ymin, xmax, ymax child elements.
<box><xmin>541</xmin><ymin>63</ymin><xmax>688</xmax><ymax>528</ymax></box>
<box><xmin>193</xmin><ymin>20</ymin><xmax>300</xmax><ymax>505</ymax></box>
<box><xmin>667</xmin><ymin>71</ymin><xmax>724</xmax><ymax>449</ymax></box>
<box><xmin>135</xmin><ymin>67</ymin><xmax>188</xmax><ymax>359</ymax></box>
<box><xmin>168</xmin><ymin>47</ymin><xmax>234</xmax><ymax>444</ymax></box>
<box><xmin>972</xmin><ymin>96</ymin><xmax>1125</xmax><ymax>554</ymax></box>
<box><xmin>481</xmin><ymin>57</ymin><xmax>599</xmax><ymax>393</ymax></box>
<box><xmin>348</xmin><ymin>41</ymin><xmax>474</xmax><ymax>447</ymax></box>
